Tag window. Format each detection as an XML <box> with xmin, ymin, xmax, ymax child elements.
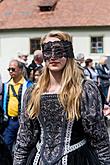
<box><xmin>30</xmin><ymin>38</ymin><xmax>41</xmax><ymax>54</ymax></box>
<box><xmin>38</xmin><ymin>0</ymin><xmax>58</xmax><ymax>12</ymax></box>
<box><xmin>91</xmin><ymin>36</ymin><xmax>103</xmax><ymax>53</ymax></box>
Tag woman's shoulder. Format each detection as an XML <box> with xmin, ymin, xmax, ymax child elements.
<box><xmin>23</xmin><ymin>84</ymin><xmax>36</xmax><ymax>105</ymax></box>
<box><xmin>81</xmin><ymin>79</ymin><xmax>102</xmax><ymax>110</ymax></box>
<box><xmin>82</xmin><ymin>79</ymin><xmax>97</xmax><ymax>88</ymax></box>
<box><xmin>82</xmin><ymin>79</ymin><xmax>99</xmax><ymax>96</ymax></box>
<box><xmin>81</xmin><ymin>79</ymin><xmax>103</xmax><ymax>118</ymax></box>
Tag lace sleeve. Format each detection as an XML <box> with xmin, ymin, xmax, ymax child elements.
<box><xmin>81</xmin><ymin>80</ymin><xmax>110</xmax><ymax>165</ymax></box>
<box><xmin>13</xmin><ymin>86</ymin><xmax>40</xmax><ymax>165</ymax></box>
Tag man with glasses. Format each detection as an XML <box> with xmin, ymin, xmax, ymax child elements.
<box><xmin>2</xmin><ymin>59</ymin><xmax>32</xmax><ymax>152</ymax></box>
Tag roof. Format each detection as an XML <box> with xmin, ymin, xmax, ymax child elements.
<box><xmin>38</xmin><ymin>0</ymin><xmax>58</xmax><ymax>7</ymax></box>
<box><xmin>0</xmin><ymin>0</ymin><xmax>110</xmax><ymax>30</ymax></box>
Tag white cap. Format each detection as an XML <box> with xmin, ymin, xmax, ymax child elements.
<box><xmin>33</xmin><ymin>50</ymin><xmax>42</xmax><ymax>57</ymax></box>
<box><xmin>17</xmin><ymin>51</ymin><xmax>29</xmax><ymax>57</ymax></box>
<box><xmin>76</xmin><ymin>53</ymin><xmax>84</xmax><ymax>60</ymax></box>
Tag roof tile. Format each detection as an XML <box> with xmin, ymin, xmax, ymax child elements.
<box><xmin>0</xmin><ymin>0</ymin><xmax>110</xmax><ymax>29</ymax></box>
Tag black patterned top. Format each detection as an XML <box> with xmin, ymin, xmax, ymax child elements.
<box><xmin>13</xmin><ymin>80</ymin><xmax>110</xmax><ymax>165</ymax></box>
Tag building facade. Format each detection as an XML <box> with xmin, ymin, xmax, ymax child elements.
<box><xmin>0</xmin><ymin>0</ymin><xmax>110</xmax><ymax>81</ymax></box>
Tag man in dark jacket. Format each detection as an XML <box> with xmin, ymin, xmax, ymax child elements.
<box><xmin>96</xmin><ymin>56</ymin><xmax>110</xmax><ymax>98</ymax></box>
<box><xmin>28</xmin><ymin>50</ymin><xmax>43</xmax><ymax>80</ymax></box>
<box><xmin>28</xmin><ymin>50</ymin><xmax>43</xmax><ymax>70</ymax></box>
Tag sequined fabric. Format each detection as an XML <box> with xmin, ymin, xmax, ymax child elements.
<box><xmin>37</xmin><ymin>94</ymin><xmax>66</xmax><ymax>164</ymax></box>
<box><xmin>13</xmin><ymin>81</ymin><xmax>110</xmax><ymax>165</ymax></box>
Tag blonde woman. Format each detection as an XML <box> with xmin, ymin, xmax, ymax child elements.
<box><xmin>13</xmin><ymin>31</ymin><xmax>110</xmax><ymax>165</ymax></box>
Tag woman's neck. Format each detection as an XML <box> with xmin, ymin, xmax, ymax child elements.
<box><xmin>47</xmin><ymin>71</ymin><xmax>62</xmax><ymax>93</ymax></box>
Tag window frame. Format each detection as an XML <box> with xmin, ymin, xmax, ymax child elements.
<box><xmin>90</xmin><ymin>36</ymin><xmax>103</xmax><ymax>53</ymax></box>
<box><xmin>30</xmin><ymin>38</ymin><xmax>41</xmax><ymax>54</ymax></box>
<box><xmin>38</xmin><ymin>0</ymin><xmax>58</xmax><ymax>12</ymax></box>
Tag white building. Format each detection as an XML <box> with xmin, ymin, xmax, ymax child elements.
<box><xmin>0</xmin><ymin>0</ymin><xmax>110</xmax><ymax>81</ymax></box>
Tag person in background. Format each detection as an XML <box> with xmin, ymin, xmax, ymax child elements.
<box><xmin>13</xmin><ymin>31</ymin><xmax>110</xmax><ymax>165</ymax></box>
<box><xmin>76</xmin><ymin>53</ymin><xmax>85</xmax><ymax>65</ymax></box>
<box><xmin>0</xmin><ymin>74</ymin><xmax>6</xmax><ymax>134</ymax></box>
<box><xmin>0</xmin><ymin>74</ymin><xmax>3</xmax><ymax>132</ymax></box>
<box><xmin>96</xmin><ymin>56</ymin><xmax>110</xmax><ymax>98</ymax></box>
<box><xmin>104</xmin><ymin>86</ymin><xmax>110</xmax><ymax>117</ymax></box>
<box><xmin>103</xmin><ymin>103</ymin><xmax>110</xmax><ymax>117</ymax></box>
<box><xmin>0</xmin><ymin>73</ymin><xmax>2</xmax><ymax>107</ymax></box>
<box><xmin>2</xmin><ymin>59</ymin><xmax>32</xmax><ymax>152</ymax></box>
<box><xmin>75</xmin><ymin>53</ymin><xmax>85</xmax><ymax>69</ymax></box>
<box><xmin>84</xmin><ymin>58</ymin><xmax>108</xmax><ymax>109</ymax></box>
<box><xmin>18</xmin><ymin>53</ymin><xmax>28</xmax><ymax>65</ymax></box>
<box><xmin>107</xmin><ymin>86</ymin><xmax>110</xmax><ymax>104</ymax></box>
<box><xmin>27</xmin><ymin>65</ymin><xmax>43</xmax><ymax>83</ymax></box>
<box><xmin>17</xmin><ymin>52</ymin><xmax>29</xmax><ymax>80</ymax></box>
<box><xmin>28</xmin><ymin>50</ymin><xmax>43</xmax><ymax>70</ymax></box>
<box><xmin>0</xmin><ymin>73</ymin><xmax>13</xmax><ymax>165</ymax></box>
<box><xmin>84</xmin><ymin>58</ymin><xmax>99</xmax><ymax>85</ymax></box>
<box><xmin>28</xmin><ymin>50</ymin><xmax>43</xmax><ymax>81</ymax></box>
<box><xmin>33</xmin><ymin>65</ymin><xmax>43</xmax><ymax>83</ymax></box>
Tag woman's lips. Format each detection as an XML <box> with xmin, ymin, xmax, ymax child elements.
<box><xmin>49</xmin><ymin>61</ymin><xmax>60</xmax><ymax>65</ymax></box>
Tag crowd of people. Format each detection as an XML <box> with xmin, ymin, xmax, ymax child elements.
<box><xmin>76</xmin><ymin>54</ymin><xmax>110</xmax><ymax>112</ymax></box>
<box><xmin>0</xmin><ymin>30</ymin><xmax>110</xmax><ymax>165</ymax></box>
<box><xmin>0</xmin><ymin>49</ymin><xmax>43</xmax><ymax>164</ymax></box>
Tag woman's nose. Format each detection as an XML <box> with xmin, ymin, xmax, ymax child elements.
<box><xmin>51</xmin><ymin>51</ymin><xmax>57</xmax><ymax>59</ymax></box>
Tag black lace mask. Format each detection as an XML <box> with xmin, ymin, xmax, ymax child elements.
<box><xmin>42</xmin><ymin>40</ymin><xmax>74</xmax><ymax>61</ymax></box>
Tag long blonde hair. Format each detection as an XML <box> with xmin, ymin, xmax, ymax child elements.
<box><xmin>27</xmin><ymin>31</ymin><xmax>83</xmax><ymax>120</ymax></box>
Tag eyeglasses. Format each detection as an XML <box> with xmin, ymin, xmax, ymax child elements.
<box><xmin>7</xmin><ymin>68</ymin><xmax>16</xmax><ymax>72</ymax></box>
